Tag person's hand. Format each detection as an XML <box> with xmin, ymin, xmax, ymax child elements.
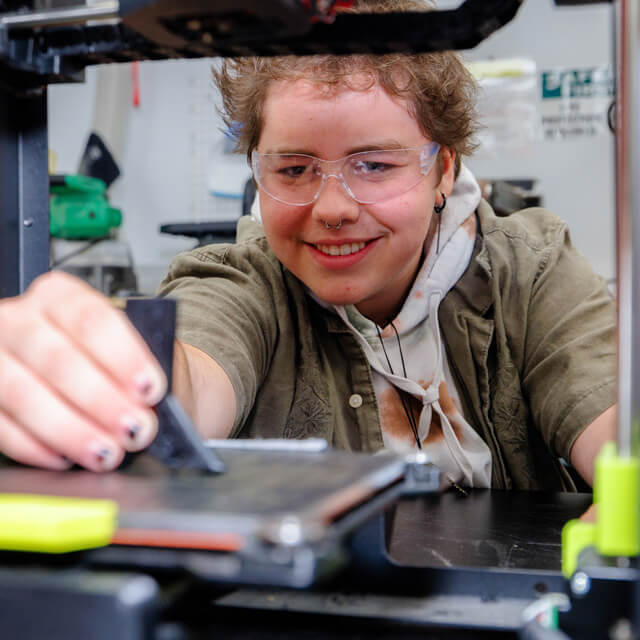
<box><xmin>580</xmin><ymin>503</ymin><xmax>596</xmax><ymax>522</ymax></box>
<box><xmin>0</xmin><ymin>271</ymin><xmax>167</xmax><ymax>471</ymax></box>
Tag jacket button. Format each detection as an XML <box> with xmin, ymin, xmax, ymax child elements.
<box><xmin>349</xmin><ymin>394</ymin><xmax>363</xmax><ymax>409</ymax></box>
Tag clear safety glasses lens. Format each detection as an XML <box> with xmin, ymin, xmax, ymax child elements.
<box><xmin>251</xmin><ymin>143</ymin><xmax>440</xmax><ymax>206</ymax></box>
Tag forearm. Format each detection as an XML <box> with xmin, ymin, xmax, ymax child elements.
<box><xmin>172</xmin><ymin>339</ymin><xmax>237</xmax><ymax>439</ymax></box>
<box><xmin>569</xmin><ymin>404</ymin><xmax>617</xmax><ymax>486</ymax></box>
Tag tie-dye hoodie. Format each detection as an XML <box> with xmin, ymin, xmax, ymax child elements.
<box><xmin>317</xmin><ymin>164</ymin><xmax>492</xmax><ymax>487</ymax></box>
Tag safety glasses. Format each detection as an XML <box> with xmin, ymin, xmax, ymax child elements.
<box><xmin>251</xmin><ymin>142</ymin><xmax>440</xmax><ymax>206</ymax></box>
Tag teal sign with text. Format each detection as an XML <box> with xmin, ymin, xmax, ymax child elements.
<box><xmin>542</xmin><ymin>67</ymin><xmax>613</xmax><ymax>100</ymax></box>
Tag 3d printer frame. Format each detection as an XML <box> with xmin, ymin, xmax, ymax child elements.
<box><xmin>0</xmin><ymin>2</ymin><xmax>637</xmax><ymax>639</ymax></box>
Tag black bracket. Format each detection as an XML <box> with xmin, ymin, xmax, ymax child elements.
<box><xmin>124</xmin><ymin>297</ymin><xmax>225</xmax><ymax>473</ymax></box>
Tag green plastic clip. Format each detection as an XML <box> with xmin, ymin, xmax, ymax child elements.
<box><xmin>562</xmin><ymin>519</ymin><xmax>596</xmax><ymax>579</ymax></box>
<box><xmin>561</xmin><ymin>441</ymin><xmax>640</xmax><ymax>578</ymax></box>
<box><xmin>595</xmin><ymin>441</ymin><xmax>640</xmax><ymax>557</ymax></box>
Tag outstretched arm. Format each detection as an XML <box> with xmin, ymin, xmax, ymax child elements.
<box><xmin>173</xmin><ymin>339</ymin><xmax>236</xmax><ymax>440</ymax></box>
<box><xmin>0</xmin><ymin>271</ymin><xmax>238</xmax><ymax>472</ymax></box>
<box><xmin>569</xmin><ymin>404</ymin><xmax>617</xmax><ymax>486</ymax></box>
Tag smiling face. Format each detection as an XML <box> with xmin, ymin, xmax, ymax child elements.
<box><xmin>256</xmin><ymin>78</ymin><xmax>455</xmax><ymax>325</ymax></box>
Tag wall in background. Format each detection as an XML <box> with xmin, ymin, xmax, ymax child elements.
<box><xmin>463</xmin><ymin>0</ymin><xmax>615</xmax><ymax>281</ymax></box>
<box><xmin>49</xmin><ymin>58</ymin><xmax>244</xmax><ymax>294</ymax></box>
<box><xmin>48</xmin><ymin>0</ymin><xmax>616</xmax><ymax>293</ymax></box>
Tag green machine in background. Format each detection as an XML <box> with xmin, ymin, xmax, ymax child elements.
<box><xmin>50</xmin><ymin>174</ymin><xmax>122</xmax><ymax>240</ymax></box>
<box><xmin>49</xmin><ymin>174</ymin><xmax>137</xmax><ymax>295</ymax></box>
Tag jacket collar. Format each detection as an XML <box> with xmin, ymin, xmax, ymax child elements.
<box><xmin>449</xmin><ymin>201</ymin><xmax>493</xmax><ymax>317</ymax></box>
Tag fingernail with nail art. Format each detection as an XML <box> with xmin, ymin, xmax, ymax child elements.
<box><xmin>121</xmin><ymin>412</ymin><xmax>157</xmax><ymax>450</ymax></box>
<box><xmin>90</xmin><ymin>443</ymin><xmax>118</xmax><ymax>471</ymax></box>
<box><xmin>133</xmin><ymin>368</ymin><xmax>166</xmax><ymax>405</ymax></box>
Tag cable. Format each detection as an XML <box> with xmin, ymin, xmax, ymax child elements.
<box><xmin>50</xmin><ymin>237</ymin><xmax>106</xmax><ymax>268</ymax></box>
<box><xmin>375</xmin><ymin>322</ymin><xmax>422</xmax><ymax>449</ymax></box>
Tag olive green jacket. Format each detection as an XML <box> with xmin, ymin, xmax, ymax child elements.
<box><xmin>158</xmin><ymin>200</ymin><xmax>617</xmax><ymax>490</ymax></box>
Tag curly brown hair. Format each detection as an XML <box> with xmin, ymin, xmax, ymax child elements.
<box><xmin>212</xmin><ymin>0</ymin><xmax>478</xmax><ymax>178</ymax></box>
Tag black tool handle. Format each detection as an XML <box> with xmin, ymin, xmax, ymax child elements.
<box><xmin>124</xmin><ymin>298</ymin><xmax>225</xmax><ymax>474</ymax></box>
<box><xmin>125</xmin><ymin>297</ymin><xmax>176</xmax><ymax>390</ymax></box>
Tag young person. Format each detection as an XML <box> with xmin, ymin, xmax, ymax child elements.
<box><xmin>0</xmin><ymin>0</ymin><xmax>616</xmax><ymax>489</ymax></box>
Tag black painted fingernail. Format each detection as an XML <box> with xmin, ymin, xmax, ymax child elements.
<box><xmin>134</xmin><ymin>369</ymin><xmax>166</xmax><ymax>405</ymax></box>
<box><xmin>121</xmin><ymin>412</ymin><xmax>157</xmax><ymax>449</ymax></box>
<box><xmin>95</xmin><ymin>447</ymin><xmax>111</xmax><ymax>463</ymax></box>
<box><xmin>90</xmin><ymin>444</ymin><xmax>116</xmax><ymax>470</ymax></box>
<box><xmin>127</xmin><ymin>423</ymin><xmax>141</xmax><ymax>442</ymax></box>
<box><xmin>138</xmin><ymin>379</ymin><xmax>153</xmax><ymax>396</ymax></box>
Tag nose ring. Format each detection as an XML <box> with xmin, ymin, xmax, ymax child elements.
<box><xmin>325</xmin><ymin>220</ymin><xmax>343</xmax><ymax>230</ymax></box>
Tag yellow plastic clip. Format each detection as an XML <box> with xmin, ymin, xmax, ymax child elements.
<box><xmin>0</xmin><ymin>493</ymin><xmax>117</xmax><ymax>553</ymax></box>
